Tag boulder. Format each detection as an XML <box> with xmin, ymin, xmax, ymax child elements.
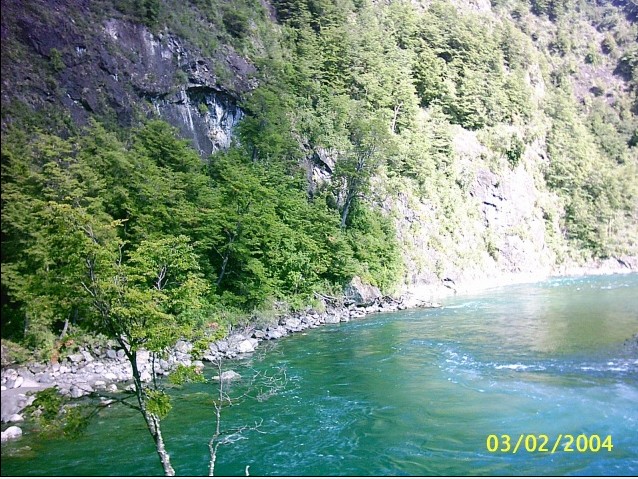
<box><xmin>106</xmin><ymin>349</ymin><xmax>117</xmax><ymax>359</ymax></box>
<box><xmin>175</xmin><ymin>340</ymin><xmax>192</xmax><ymax>354</ymax></box>
<box><xmin>237</xmin><ymin>340</ymin><xmax>255</xmax><ymax>354</ymax></box>
<box><xmin>192</xmin><ymin>360</ymin><xmax>205</xmax><ymax>371</ymax></box>
<box><xmin>264</xmin><ymin>326</ymin><xmax>287</xmax><ymax>340</ymax></box>
<box><xmin>344</xmin><ymin>276</ymin><xmax>381</xmax><ymax>306</ymax></box>
<box><xmin>8</xmin><ymin>414</ymin><xmax>24</xmax><ymax>423</ymax></box>
<box><xmin>37</xmin><ymin>372</ymin><xmax>53</xmax><ymax>384</ymax></box>
<box><xmin>68</xmin><ymin>353</ymin><xmax>84</xmax><ymax>364</ymax></box>
<box><xmin>283</xmin><ymin>317</ymin><xmax>301</xmax><ymax>330</ymax></box>
<box><xmin>70</xmin><ymin>384</ymin><xmax>93</xmax><ymax>398</ymax></box>
<box><xmin>1</xmin><ymin>426</ymin><xmax>22</xmax><ymax>442</ymax></box>
<box><xmin>213</xmin><ymin>370</ymin><xmax>241</xmax><ymax>382</ymax></box>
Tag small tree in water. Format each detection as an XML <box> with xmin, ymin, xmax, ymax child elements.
<box><xmin>80</xmin><ymin>232</ymin><xmax>208</xmax><ymax>475</ymax></box>
<box><xmin>24</xmin><ymin>213</ymin><xmax>286</xmax><ymax>475</ymax></box>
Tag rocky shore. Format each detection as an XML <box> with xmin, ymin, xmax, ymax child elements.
<box><xmin>1</xmin><ymin>283</ymin><xmax>440</xmax><ymax>442</ymax></box>
<box><xmin>4</xmin><ymin>261</ymin><xmax>636</xmax><ymax>442</ymax></box>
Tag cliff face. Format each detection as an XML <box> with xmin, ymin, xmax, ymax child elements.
<box><xmin>1</xmin><ymin>0</ymin><xmax>251</xmax><ymax>155</ymax></box>
<box><xmin>2</xmin><ymin>0</ymin><xmax>636</xmax><ymax>300</ymax></box>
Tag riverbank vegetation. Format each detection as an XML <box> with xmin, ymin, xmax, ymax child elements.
<box><xmin>2</xmin><ymin>0</ymin><xmax>637</xmax><ymax>385</ymax></box>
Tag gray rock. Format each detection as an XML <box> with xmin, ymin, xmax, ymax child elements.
<box><xmin>13</xmin><ymin>376</ymin><xmax>24</xmax><ymax>389</ymax></box>
<box><xmin>8</xmin><ymin>414</ymin><xmax>24</xmax><ymax>423</ymax></box>
<box><xmin>36</xmin><ymin>372</ymin><xmax>54</xmax><ymax>384</ymax></box>
<box><xmin>284</xmin><ymin>317</ymin><xmax>301</xmax><ymax>330</ymax></box>
<box><xmin>107</xmin><ymin>384</ymin><xmax>118</xmax><ymax>392</ymax></box>
<box><xmin>68</xmin><ymin>353</ymin><xmax>84</xmax><ymax>364</ymax></box>
<box><xmin>237</xmin><ymin>339</ymin><xmax>255</xmax><ymax>354</ymax></box>
<box><xmin>140</xmin><ymin>370</ymin><xmax>152</xmax><ymax>383</ymax></box>
<box><xmin>344</xmin><ymin>276</ymin><xmax>382</xmax><ymax>306</ymax></box>
<box><xmin>192</xmin><ymin>360</ymin><xmax>205</xmax><ymax>370</ymax></box>
<box><xmin>215</xmin><ymin>340</ymin><xmax>229</xmax><ymax>352</ymax></box>
<box><xmin>228</xmin><ymin>334</ymin><xmax>246</xmax><ymax>347</ymax></box>
<box><xmin>1</xmin><ymin>426</ymin><xmax>22</xmax><ymax>442</ymax></box>
<box><xmin>106</xmin><ymin>349</ymin><xmax>117</xmax><ymax>359</ymax></box>
<box><xmin>324</xmin><ymin>313</ymin><xmax>341</xmax><ymax>324</ymax></box>
<box><xmin>117</xmin><ymin>349</ymin><xmax>126</xmax><ymax>359</ymax></box>
<box><xmin>264</xmin><ymin>326</ymin><xmax>287</xmax><ymax>340</ymax></box>
<box><xmin>81</xmin><ymin>351</ymin><xmax>94</xmax><ymax>363</ymax></box>
<box><xmin>28</xmin><ymin>364</ymin><xmax>46</xmax><ymax>374</ymax></box>
<box><xmin>70</xmin><ymin>385</ymin><xmax>90</xmax><ymax>398</ymax></box>
<box><xmin>175</xmin><ymin>340</ymin><xmax>193</xmax><ymax>354</ymax></box>
<box><xmin>213</xmin><ymin>370</ymin><xmax>241</xmax><ymax>382</ymax></box>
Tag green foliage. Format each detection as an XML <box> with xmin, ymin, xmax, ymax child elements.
<box><xmin>544</xmin><ymin>89</ymin><xmax>636</xmax><ymax>256</ymax></box>
<box><xmin>346</xmin><ymin>205</ymin><xmax>404</xmax><ymax>290</ymax></box>
<box><xmin>27</xmin><ymin>387</ymin><xmax>63</xmax><ymax>423</ymax></box>
<box><xmin>168</xmin><ymin>364</ymin><xmax>206</xmax><ymax>385</ymax></box>
<box><xmin>144</xmin><ymin>389</ymin><xmax>172</xmax><ymax>418</ymax></box>
<box><xmin>49</xmin><ymin>48</ymin><xmax>65</xmax><ymax>72</ymax></box>
<box><xmin>0</xmin><ymin>339</ymin><xmax>31</xmax><ymax>366</ymax></box>
<box><xmin>506</xmin><ymin>135</ymin><xmax>525</xmax><ymax>169</ymax></box>
<box><xmin>198</xmin><ymin>103</ymin><xmax>209</xmax><ymax>115</ymax></box>
<box><xmin>3</xmin><ymin>0</ymin><xmax>636</xmax><ymax>361</ymax></box>
<box><xmin>222</xmin><ymin>8</ymin><xmax>249</xmax><ymax>38</ymax></box>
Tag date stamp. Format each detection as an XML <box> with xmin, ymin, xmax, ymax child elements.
<box><xmin>486</xmin><ymin>434</ymin><xmax>614</xmax><ymax>454</ymax></box>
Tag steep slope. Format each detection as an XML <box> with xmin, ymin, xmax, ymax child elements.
<box><xmin>1</xmin><ymin>0</ymin><xmax>637</xmax><ymax>355</ymax></box>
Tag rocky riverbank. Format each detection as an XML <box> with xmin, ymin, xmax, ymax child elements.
<box><xmin>4</xmin><ymin>261</ymin><xmax>636</xmax><ymax>442</ymax></box>
<box><xmin>1</xmin><ymin>291</ymin><xmax>439</xmax><ymax>441</ymax></box>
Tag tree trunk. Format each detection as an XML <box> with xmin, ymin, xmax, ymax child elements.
<box><xmin>340</xmin><ymin>188</ymin><xmax>357</xmax><ymax>229</ymax></box>
<box><xmin>391</xmin><ymin>102</ymin><xmax>402</xmax><ymax>134</ymax></box>
<box><xmin>123</xmin><ymin>343</ymin><xmax>176</xmax><ymax>476</ymax></box>
<box><xmin>145</xmin><ymin>411</ymin><xmax>176</xmax><ymax>477</ymax></box>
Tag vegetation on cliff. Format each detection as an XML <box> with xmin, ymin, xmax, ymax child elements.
<box><xmin>2</xmin><ymin>0</ymin><xmax>637</xmax><ymax>357</ymax></box>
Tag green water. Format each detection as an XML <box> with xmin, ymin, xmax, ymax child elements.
<box><xmin>2</xmin><ymin>274</ymin><xmax>638</xmax><ymax>476</ymax></box>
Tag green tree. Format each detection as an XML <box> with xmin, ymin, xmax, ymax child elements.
<box><xmin>333</xmin><ymin>108</ymin><xmax>393</xmax><ymax>229</ymax></box>
<box><xmin>82</xmin><ymin>234</ymin><xmax>209</xmax><ymax>475</ymax></box>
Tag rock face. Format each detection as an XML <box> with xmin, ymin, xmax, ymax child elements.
<box><xmin>344</xmin><ymin>276</ymin><xmax>382</xmax><ymax>306</ymax></box>
<box><xmin>383</xmin><ymin>127</ymin><xmax>559</xmax><ymax>300</ymax></box>
<box><xmin>1</xmin><ymin>0</ymin><xmax>253</xmax><ymax>157</ymax></box>
<box><xmin>1</xmin><ymin>426</ymin><xmax>22</xmax><ymax>442</ymax></box>
<box><xmin>213</xmin><ymin>370</ymin><xmax>241</xmax><ymax>382</ymax></box>
<box><xmin>152</xmin><ymin>87</ymin><xmax>243</xmax><ymax>157</ymax></box>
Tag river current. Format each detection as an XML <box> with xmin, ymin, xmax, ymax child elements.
<box><xmin>2</xmin><ymin>274</ymin><xmax>637</xmax><ymax>475</ymax></box>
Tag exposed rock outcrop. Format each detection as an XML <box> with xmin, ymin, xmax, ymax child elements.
<box><xmin>1</xmin><ymin>0</ymin><xmax>253</xmax><ymax>156</ymax></box>
<box><xmin>344</xmin><ymin>276</ymin><xmax>382</xmax><ymax>306</ymax></box>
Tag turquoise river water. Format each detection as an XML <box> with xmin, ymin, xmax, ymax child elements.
<box><xmin>2</xmin><ymin>274</ymin><xmax>637</xmax><ymax>476</ymax></box>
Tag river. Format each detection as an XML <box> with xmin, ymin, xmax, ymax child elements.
<box><xmin>2</xmin><ymin>274</ymin><xmax>637</xmax><ymax>476</ymax></box>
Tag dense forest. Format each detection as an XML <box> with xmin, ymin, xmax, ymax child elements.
<box><xmin>1</xmin><ymin>0</ymin><xmax>637</xmax><ymax>362</ymax></box>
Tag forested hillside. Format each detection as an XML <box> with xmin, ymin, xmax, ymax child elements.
<box><xmin>1</xmin><ymin>0</ymin><xmax>637</xmax><ymax>360</ymax></box>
